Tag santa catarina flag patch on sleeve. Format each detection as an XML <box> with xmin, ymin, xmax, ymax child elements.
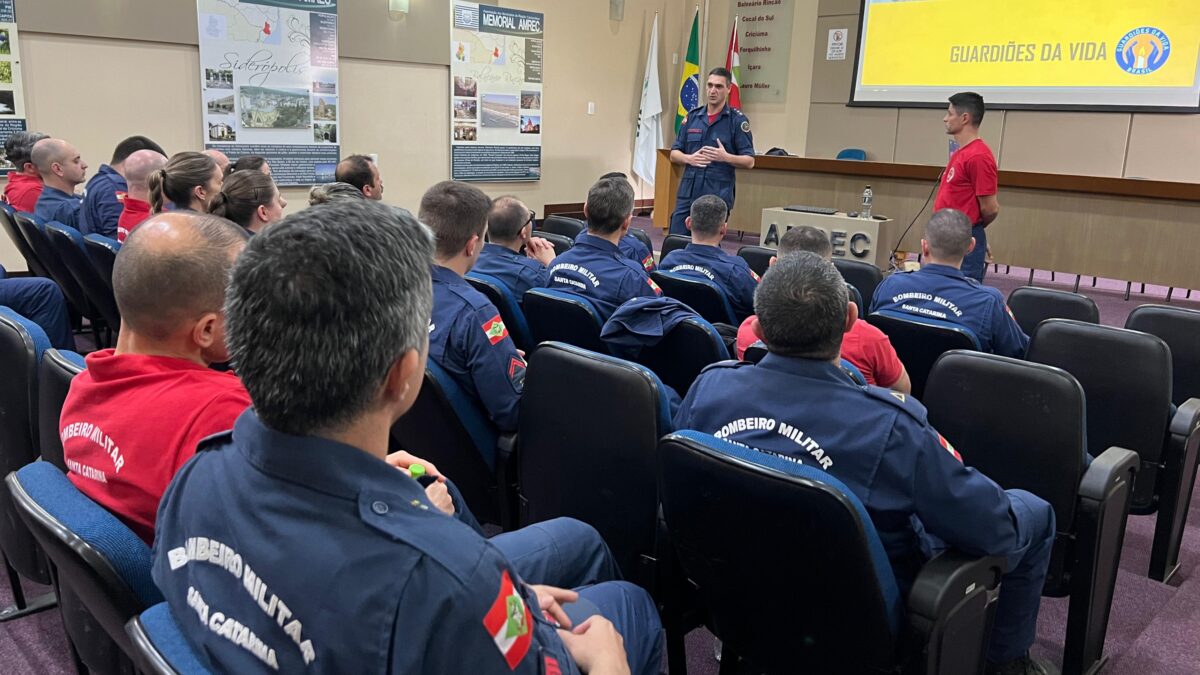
<box><xmin>938</xmin><ymin>433</ymin><xmax>962</xmax><ymax>463</ymax></box>
<box><xmin>647</xmin><ymin>278</ymin><xmax>662</xmax><ymax>294</ymax></box>
<box><xmin>482</xmin><ymin>570</ymin><xmax>533</xmax><ymax>669</ymax></box>
<box><xmin>482</xmin><ymin>315</ymin><xmax>509</xmax><ymax>345</ymax></box>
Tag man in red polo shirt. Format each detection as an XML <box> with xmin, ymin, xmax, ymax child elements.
<box><xmin>737</xmin><ymin>226</ymin><xmax>911</xmax><ymax>393</ymax></box>
<box><xmin>2</xmin><ymin>130</ymin><xmax>48</xmax><ymax>212</ymax></box>
<box><xmin>60</xmin><ymin>211</ymin><xmax>251</xmax><ymax>542</ymax></box>
<box><xmin>935</xmin><ymin>92</ymin><xmax>999</xmax><ymax>282</ymax></box>
<box><xmin>115</xmin><ymin>149</ymin><xmax>166</xmax><ymax>243</ymax></box>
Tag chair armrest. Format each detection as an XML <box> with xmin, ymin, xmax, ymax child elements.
<box><xmin>907</xmin><ymin>551</ymin><xmax>1005</xmax><ymax>622</ymax></box>
<box><xmin>1168</xmin><ymin>398</ymin><xmax>1200</xmax><ymax>437</ymax></box>
<box><xmin>1078</xmin><ymin>446</ymin><xmax>1140</xmax><ymax>502</ymax></box>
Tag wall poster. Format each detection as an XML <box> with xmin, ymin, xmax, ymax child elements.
<box><xmin>0</xmin><ymin>0</ymin><xmax>28</xmax><ymax>175</ymax></box>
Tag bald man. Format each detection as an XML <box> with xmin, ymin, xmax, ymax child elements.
<box><xmin>32</xmin><ymin>137</ymin><xmax>87</xmax><ymax>229</ymax></box>
<box><xmin>116</xmin><ymin>149</ymin><xmax>167</xmax><ymax>243</ymax></box>
<box><xmin>80</xmin><ymin>135</ymin><xmax>165</xmax><ymax>237</ymax></box>
<box><xmin>202</xmin><ymin>148</ymin><xmax>230</xmax><ymax>174</ymax></box>
<box><xmin>59</xmin><ymin>211</ymin><xmax>251</xmax><ymax>542</ymax></box>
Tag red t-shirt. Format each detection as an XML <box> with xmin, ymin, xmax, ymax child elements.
<box><xmin>736</xmin><ymin>315</ymin><xmax>905</xmax><ymax>387</ymax></box>
<box><xmin>116</xmin><ymin>196</ymin><xmax>152</xmax><ymax>243</ymax></box>
<box><xmin>60</xmin><ymin>350</ymin><xmax>252</xmax><ymax>543</ymax></box>
<box><xmin>4</xmin><ymin>173</ymin><xmax>44</xmax><ymax>214</ymax></box>
<box><xmin>933</xmin><ymin>138</ymin><xmax>997</xmax><ymax>225</ymax></box>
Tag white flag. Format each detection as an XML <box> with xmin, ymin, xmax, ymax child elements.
<box><xmin>633</xmin><ymin>14</ymin><xmax>663</xmax><ymax>185</ymax></box>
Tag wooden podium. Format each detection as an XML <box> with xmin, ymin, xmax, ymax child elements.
<box><xmin>758</xmin><ymin>208</ymin><xmax>900</xmax><ymax>271</ymax></box>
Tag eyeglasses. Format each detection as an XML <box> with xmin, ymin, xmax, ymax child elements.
<box><xmin>526</xmin><ymin>209</ymin><xmax>537</xmax><ymax>226</ymax></box>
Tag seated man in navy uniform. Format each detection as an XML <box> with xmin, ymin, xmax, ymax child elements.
<box><xmin>152</xmin><ymin>200</ymin><xmax>664</xmax><ymax>675</ymax></box>
<box><xmin>473</xmin><ymin>195</ymin><xmax>554</xmax><ymax>298</ymax></box>
<box><xmin>675</xmin><ymin>252</ymin><xmax>1056</xmax><ymax>675</ymax></box>
<box><xmin>546</xmin><ymin>177</ymin><xmax>661</xmax><ymax>320</ymax></box>
<box><xmin>421</xmin><ymin>181</ymin><xmax>526</xmax><ymax>432</ymax></box>
<box><xmin>576</xmin><ymin>172</ymin><xmax>655</xmax><ymax>273</ymax></box>
<box><xmin>659</xmin><ymin>194</ymin><xmax>758</xmax><ymax>319</ymax></box>
<box><xmin>870</xmin><ymin>208</ymin><xmax>1029</xmax><ymax>358</ymax></box>
<box><xmin>32</xmin><ymin>137</ymin><xmax>87</xmax><ymax>228</ymax></box>
<box><xmin>668</xmin><ymin>67</ymin><xmax>755</xmax><ymax>235</ymax></box>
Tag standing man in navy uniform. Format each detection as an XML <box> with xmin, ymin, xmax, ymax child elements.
<box><xmin>668</xmin><ymin>67</ymin><xmax>755</xmax><ymax>235</ymax></box>
<box><xmin>870</xmin><ymin>209</ymin><xmax>1028</xmax><ymax>358</ymax></box>
<box><xmin>153</xmin><ymin>200</ymin><xmax>664</xmax><ymax>675</ymax></box>
<box><xmin>674</xmin><ymin>252</ymin><xmax>1055</xmax><ymax>675</ymax></box>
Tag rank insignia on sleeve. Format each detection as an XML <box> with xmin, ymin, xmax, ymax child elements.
<box><xmin>482</xmin><ymin>570</ymin><xmax>532</xmax><ymax>669</ymax></box>
<box><xmin>482</xmin><ymin>315</ymin><xmax>509</xmax><ymax>345</ymax></box>
<box><xmin>508</xmin><ymin>356</ymin><xmax>527</xmax><ymax>391</ymax></box>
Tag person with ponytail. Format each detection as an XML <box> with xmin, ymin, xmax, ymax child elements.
<box><xmin>208</xmin><ymin>169</ymin><xmax>286</xmax><ymax>234</ymax></box>
<box><xmin>148</xmin><ymin>151</ymin><xmax>223</xmax><ymax>214</ymax></box>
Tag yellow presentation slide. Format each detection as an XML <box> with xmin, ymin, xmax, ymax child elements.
<box><xmin>852</xmin><ymin>0</ymin><xmax>1200</xmax><ymax>109</ymax></box>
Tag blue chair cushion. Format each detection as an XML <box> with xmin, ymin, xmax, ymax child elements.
<box><xmin>875</xmin><ymin>308</ymin><xmax>982</xmax><ymax>350</ymax></box>
<box><xmin>14</xmin><ymin>462</ymin><xmax>162</xmax><ymax>606</ymax></box>
<box><xmin>674</xmin><ymin>429</ymin><xmax>904</xmax><ymax>634</ymax></box>
<box><xmin>57</xmin><ymin>349</ymin><xmax>87</xmax><ymax>369</ymax></box>
<box><xmin>138</xmin><ymin>603</ymin><xmax>211</xmax><ymax>675</ymax></box>
<box><xmin>426</xmin><ymin>359</ymin><xmax>500</xmax><ymax>469</ymax></box>
<box><xmin>0</xmin><ymin>304</ymin><xmax>51</xmax><ymax>364</ymax></box>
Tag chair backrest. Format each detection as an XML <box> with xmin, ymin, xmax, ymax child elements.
<box><xmin>127</xmin><ymin>603</ymin><xmax>212</xmax><ymax>675</ymax></box>
<box><xmin>834</xmin><ymin>258</ymin><xmax>884</xmax><ymax>307</ymax></box>
<box><xmin>658</xmin><ymin>431</ymin><xmax>902</xmax><ymax>672</ymax></box>
<box><xmin>83</xmin><ymin>234</ymin><xmax>121</xmax><ymax>293</ymax></box>
<box><xmin>0</xmin><ymin>306</ymin><xmax>53</xmax><ymax>585</ymax></box>
<box><xmin>7</xmin><ymin>463</ymin><xmax>161</xmax><ymax>655</ymax></box>
<box><xmin>14</xmin><ymin>214</ymin><xmax>95</xmax><ymax>317</ymax></box>
<box><xmin>539</xmin><ymin>215</ymin><xmax>585</xmax><ymax>239</ymax></box>
<box><xmin>0</xmin><ymin>207</ymin><xmax>51</xmax><ymax>278</ymax></box>
<box><xmin>522</xmin><ymin>288</ymin><xmax>608</xmax><ymax>353</ymax></box>
<box><xmin>846</xmin><ymin>282</ymin><xmax>863</xmax><ymax>311</ymax></box>
<box><xmin>520</xmin><ymin>343</ymin><xmax>672</xmax><ymax>583</ymax></box>
<box><xmin>650</xmin><ymin>270</ymin><xmax>737</xmax><ymax>325</ymax></box>
<box><xmin>735</xmin><ymin>245</ymin><xmax>774</xmax><ymax>278</ymax></box>
<box><xmin>866</xmin><ymin>310</ymin><xmax>980</xmax><ymax>399</ymax></box>
<box><xmin>465</xmin><ymin>272</ymin><xmax>533</xmax><ymax>352</ymax></box>
<box><xmin>627</xmin><ymin>226</ymin><xmax>653</xmax><ymax>253</ymax></box>
<box><xmin>38</xmin><ymin>349</ymin><xmax>86</xmax><ymax>472</ymax></box>
<box><xmin>46</xmin><ymin>223</ymin><xmax>120</xmax><ymax>329</ymax></box>
<box><xmin>1126</xmin><ymin>304</ymin><xmax>1200</xmax><ymax>406</ymax></box>
<box><xmin>635</xmin><ymin>316</ymin><xmax>729</xmax><ymax>395</ymax></box>
<box><xmin>743</xmin><ymin>341</ymin><xmax>767</xmax><ymax>363</ymax></box>
<box><xmin>389</xmin><ymin>359</ymin><xmax>502</xmax><ymax>524</ymax></box>
<box><xmin>660</xmin><ymin>234</ymin><xmax>691</xmax><ymax>261</ymax></box>
<box><xmin>534</xmin><ymin>230</ymin><xmax>574</xmax><ymax>257</ymax></box>
<box><xmin>836</xmin><ymin>148</ymin><xmax>868</xmax><ymax>161</ymax></box>
<box><xmin>1007</xmin><ymin>287</ymin><xmax>1100</xmax><ymax>336</ymax></box>
<box><xmin>1027</xmin><ymin>319</ymin><xmax>1172</xmax><ymax>510</ymax></box>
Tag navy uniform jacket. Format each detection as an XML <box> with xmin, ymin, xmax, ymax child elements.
<box><xmin>577</xmin><ymin>229</ymin><xmax>656</xmax><ymax>273</ymax></box>
<box><xmin>670</xmin><ymin>104</ymin><xmax>755</xmax><ymax>207</ymax></box>
<box><xmin>34</xmin><ymin>186</ymin><xmax>83</xmax><ymax>229</ymax></box>
<box><xmin>473</xmin><ymin>243</ymin><xmax>549</xmax><ymax>298</ymax></box>
<box><xmin>431</xmin><ymin>265</ymin><xmax>526</xmax><ymax>431</ymax></box>
<box><xmin>152</xmin><ymin>411</ymin><xmax>582</xmax><ymax>674</ymax></box>
<box><xmin>869</xmin><ymin>263</ymin><xmax>1029</xmax><ymax>358</ymax></box>
<box><xmin>674</xmin><ymin>354</ymin><xmax>1026</xmax><ymax>588</ymax></box>
<box><xmin>546</xmin><ymin>233</ymin><xmax>661</xmax><ymax>320</ymax></box>
<box><xmin>660</xmin><ymin>242</ymin><xmax>759</xmax><ymax>318</ymax></box>
<box><xmin>79</xmin><ymin>165</ymin><xmax>128</xmax><ymax>237</ymax></box>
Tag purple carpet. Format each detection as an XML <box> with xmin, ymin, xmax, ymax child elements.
<box><xmin>1</xmin><ymin>223</ymin><xmax>1196</xmax><ymax>673</ymax></box>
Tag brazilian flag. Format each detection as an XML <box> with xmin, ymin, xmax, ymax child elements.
<box><xmin>674</xmin><ymin>8</ymin><xmax>700</xmax><ymax>135</ymax></box>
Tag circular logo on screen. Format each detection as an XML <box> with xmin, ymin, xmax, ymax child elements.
<box><xmin>1115</xmin><ymin>27</ymin><xmax>1170</xmax><ymax>75</ymax></box>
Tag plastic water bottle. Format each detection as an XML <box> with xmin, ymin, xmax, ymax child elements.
<box><xmin>861</xmin><ymin>185</ymin><xmax>873</xmax><ymax>219</ymax></box>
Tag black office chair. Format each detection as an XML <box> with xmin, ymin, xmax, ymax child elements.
<box><xmin>1027</xmin><ymin>319</ymin><xmax>1200</xmax><ymax>583</ymax></box>
<box><xmin>0</xmin><ymin>307</ymin><xmax>58</xmax><ymax>622</ymax></box>
<box><xmin>627</xmin><ymin>226</ymin><xmax>653</xmax><ymax>253</ymax></box>
<box><xmin>519</xmin><ymin>343</ymin><xmax>672</xmax><ymax>588</ymax></box>
<box><xmin>634</xmin><ymin>316</ymin><xmax>729</xmax><ymax>395</ymax></box>
<box><xmin>650</xmin><ymin>271</ymin><xmax>738</xmax><ymax>325</ymax></box>
<box><xmin>658</xmin><ymin>431</ymin><xmax>1004</xmax><ymax>674</ymax></box>
<box><xmin>46</xmin><ymin>223</ymin><xmax>120</xmax><ymax>341</ymax></box>
<box><xmin>126</xmin><ymin>604</ymin><xmax>212</xmax><ymax>675</ymax></box>
<box><xmin>522</xmin><ymin>288</ymin><xmax>608</xmax><ymax>354</ymax></box>
<box><xmin>532</xmin><ymin>230</ymin><xmax>574</xmax><ymax>257</ymax></box>
<box><xmin>14</xmin><ymin>214</ymin><xmax>97</xmax><ymax>325</ymax></box>
<box><xmin>834</xmin><ymin>258</ymin><xmax>884</xmax><ymax>308</ymax></box>
<box><xmin>390</xmin><ymin>360</ymin><xmax>516</xmax><ymax>528</ymax></box>
<box><xmin>925</xmin><ymin>351</ymin><xmax>1139</xmax><ymax>675</ymax></box>
<box><xmin>465</xmin><ymin>272</ymin><xmax>534</xmax><ymax>352</ymax></box>
<box><xmin>0</xmin><ymin>208</ymin><xmax>50</xmax><ymax>278</ymax></box>
<box><xmin>1125</xmin><ymin>304</ymin><xmax>1200</xmax><ymax>406</ymax></box>
<box><xmin>538</xmin><ymin>214</ymin><xmax>585</xmax><ymax>239</ymax></box>
<box><xmin>660</xmin><ymin>234</ymin><xmax>691</xmax><ymax>262</ymax></box>
<box><xmin>743</xmin><ymin>341</ymin><xmax>768</xmax><ymax>364</ymax></box>
<box><xmin>38</xmin><ymin>349</ymin><xmax>86</xmax><ymax>473</ymax></box>
<box><xmin>846</xmin><ymin>282</ymin><xmax>863</xmax><ymax>312</ymax></box>
<box><xmin>736</xmin><ymin>245</ymin><xmax>774</xmax><ymax>278</ymax></box>
<box><xmin>867</xmin><ymin>310</ymin><xmax>980</xmax><ymax>399</ymax></box>
<box><xmin>84</xmin><ymin>234</ymin><xmax>121</xmax><ymax>294</ymax></box>
<box><xmin>1007</xmin><ymin>287</ymin><xmax>1099</xmax><ymax>336</ymax></box>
